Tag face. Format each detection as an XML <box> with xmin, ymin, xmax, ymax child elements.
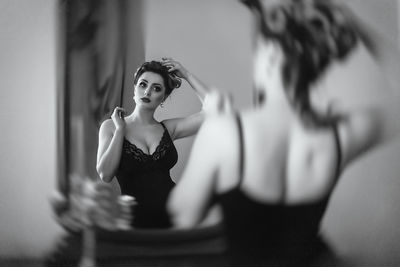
<box><xmin>134</xmin><ymin>71</ymin><xmax>166</xmax><ymax>110</ymax></box>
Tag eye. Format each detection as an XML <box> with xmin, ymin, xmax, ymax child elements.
<box><xmin>153</xmin><ymin>86</ymin><xmax>162</xmax><ymax>92</ymax></box>
<box><xmin>139</xmin><ymin>81</ymin><xmax>147</xmax><ymax>88</ymax></box>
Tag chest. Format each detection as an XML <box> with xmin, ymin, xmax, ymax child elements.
<box><xmin>119</xmin><ymin>133</ymin><xmax>178</xmax><ymax>173</ymax></box>
<box><xmin>125</xmin><ymin>126</ymin><xmax>165</xmax><ymax>155</ymax></box>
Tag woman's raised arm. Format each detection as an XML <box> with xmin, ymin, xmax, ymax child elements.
<box><xmin>330</xmin><ymin>3</ymin><xmax>400</xmax><ymax>169</ymax></box>
<box><xmin>161</xmin><ymin>58</ymin><xmax>232</xmax><ymax>140</ymax></box>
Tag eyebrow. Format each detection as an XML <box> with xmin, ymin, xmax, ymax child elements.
<box><xmin>139</xmin><ymin>79</ymin><xmax>162</xmax><ymax>87</ymax></box>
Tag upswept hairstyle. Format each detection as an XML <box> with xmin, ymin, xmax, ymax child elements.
<box><xmin>242</xmin><ymin>0</ymin><xmax>359</xmax><ymax>125</ymax></box>
<box><xmin>133</xmin><ymin>61</ymin><xmax>182</xmax><ymax>97</ymax></box>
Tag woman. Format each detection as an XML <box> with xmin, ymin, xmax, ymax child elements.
<box><xmin>96</xmin><ymin>58</ymin><xmax>214</xmax><ymax>228</ymax></box>
<box><xmin>168</xmin><ymin>0</ymin><xmax>400</xmax><ymax>265</ymax></box>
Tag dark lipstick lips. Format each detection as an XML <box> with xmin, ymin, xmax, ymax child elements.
<box><xmin>141</xmin><ymin>97</ymin><xmax>150</xmax><ymax>103</ymax></box>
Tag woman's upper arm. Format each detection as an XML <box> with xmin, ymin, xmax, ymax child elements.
<box><xmin>167</xmin><ymin>117</ymin><xmax>222</xmax><ymax>228</ymax></box>
<box><xmin>163</xmin><ymin>111</ymin><xmax>205</xmax><ymax>140</ymax></box>
<box><xmin>164</xmin><ymin>90</ymin><xmax>234</xmax><ymax>140</ymax></box>
<box><xmin>96</xmin><ymin>120</ymin><xmax>114</xmax><ymax>164</ymax></box>
<box><xmin>338</xmin><ymin>105</ymin><xmax>388</xmax><ymax>168</ymax></box>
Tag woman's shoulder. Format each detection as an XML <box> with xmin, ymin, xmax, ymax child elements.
<box><xmin>198</xmin><ymin>113</ymin><xmax>240</xmax><ymax>146</ymax></box>
<box><xmin>205</xmin><ymin>113</ymin><xmax>237</xmax><ymax>129</ymax></box>
<box><xmin>99</xmin><ymin>118</ymin><xmax>115</xmax><ymax>134</ymax></box>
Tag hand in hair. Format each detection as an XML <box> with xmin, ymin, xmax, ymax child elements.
<box><xmin>161</xmin><ymin>57</ymin><xmax>189</xmax><ymax>80</ymax></box>
<box><xmin>161</xmin><ymin>57</ymin><xmax>211</xmax><ymax>102</ymax></box>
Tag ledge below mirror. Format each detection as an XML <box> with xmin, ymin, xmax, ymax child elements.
<box><xmin>44</xmin><ymin>224</ymin><xmax>227</xmax><ymax>267</ymax></box>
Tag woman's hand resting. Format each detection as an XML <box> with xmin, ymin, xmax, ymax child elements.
<box><xmin>203</xmin><ymin>90</ymin><xmax>233</xmax><ymax>116</ymax></box>
<box><xmin>111</xmin><ymin>106</ymin><xmax>126</xmax><ymax>132</ymax></box>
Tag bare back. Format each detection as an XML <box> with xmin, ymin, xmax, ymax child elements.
<box><xmin>215</xmin><ymin>108</ymin><xmax>341</xmax><ymax>205</ymax></box>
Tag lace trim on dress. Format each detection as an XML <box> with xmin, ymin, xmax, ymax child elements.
<box><xmin>123</xmin><ymin>129</ymin><xmax>172</xmax><ymax>162</ymax></box>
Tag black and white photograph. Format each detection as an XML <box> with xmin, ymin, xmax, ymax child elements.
<box><xmin>1</xmin><ymin>0</ymin><xmax>400</xmax><ymax>266</ymax></box>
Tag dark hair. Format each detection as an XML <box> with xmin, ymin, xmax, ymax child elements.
<box><xmin>242</xmin><ymin>0</ymin><xmax>358</xmax><ymax>125</ymax></box>
<box><xmin>133</xmin><ymin>61</ymin><xmax>182</xmax><ymax>97</ymax></box>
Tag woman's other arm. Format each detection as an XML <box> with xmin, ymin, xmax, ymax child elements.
<box><xmin>96</xmin><ymin>108</ymin><xmax>126</xmax><ymax>182</ymax></box>
<box><xmin>343</xmin><ymin>3</ymin><xmax>400</xmax><ymax>94</ymax></box>
<box><xmin>161</xmin><ymin>58</ymin><xmax>233</xmax><ymax>139</ymax></box>
<box><xmin>163</xmin><ymin>89</ymin><xmax>233</xmax><ymax>140</ymax></box>
<box><xmin>332</xmin><ymin>3</ymin><xmax>400</xmax><ymax>169</ymax></box>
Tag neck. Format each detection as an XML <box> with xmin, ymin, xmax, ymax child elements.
<box><xmin>126</xmin><ymin>106</ymin><xmax>157</xmax><ymax>125</ymax></box>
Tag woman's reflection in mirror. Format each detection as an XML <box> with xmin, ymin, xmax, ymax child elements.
<box><xmin>96</xmin><ymin>58</ymin><xmax>228</xmax><ymax>228</ymax></box>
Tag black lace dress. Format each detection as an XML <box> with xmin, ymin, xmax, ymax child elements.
<box><xmin>116</xmin><ymin>122</ymin><xmax>177</xmax><ymax>228</ymax></box>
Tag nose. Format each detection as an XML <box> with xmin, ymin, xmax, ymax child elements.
<box><xmin>144</xmin><ymin>88</ymin><xmax>151</xmax><ymax>96</ymax></box>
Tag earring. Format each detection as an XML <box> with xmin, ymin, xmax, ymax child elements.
<box><xmin>160</xmin><ymin>102</ymin><xmax>164</xmax><ymax>108</ymax></box>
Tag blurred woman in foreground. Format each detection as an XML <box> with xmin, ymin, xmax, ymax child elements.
<box><xmin>168</xmin><ymin>0</ymin><xmax>400</xmax><ymax>265</ymax></box>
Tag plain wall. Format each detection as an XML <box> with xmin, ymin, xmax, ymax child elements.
<box><xmin>144</xmin><ymin>0</ymin><xmax>400</xmax><ymax>264</ymax></box>
<box><xmin>0</xmin><ymin>0</ymin><xmax>63</xmax><ymax>258</ymax></box>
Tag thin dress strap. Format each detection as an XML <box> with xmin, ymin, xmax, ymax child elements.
<box><xmin>235</xmin><ymin>114</ymin><xmax>245</xmax><ymax>188</ymax></box>
<box><xmin>160</xmin><ymin>121</ymin><xmax>167</xmax><ymax>130</ymax></box>
<box><xmin>332</xmin><ymin>123</ymin><xmax>342</xmax><ymax>178</ymax></box>
<box><xmin>160</xmin><ymin>121</ymin><xmax>169</xmax><ymax>136</ymax></box>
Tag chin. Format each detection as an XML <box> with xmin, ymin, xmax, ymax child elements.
<box><xmin>141</xmin><ymin>103</ymin><xmax>157</xmax><ymax>110</ymax></box>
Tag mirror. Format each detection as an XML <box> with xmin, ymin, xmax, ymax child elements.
<box><xmin>54</xmin><ymin>0</ymin><xmax>252</xmax><ymax>230</ymax></box>
<box><xmin>56</xmin><ymin>0</ymin><xmax>145</xmax><ymax>199</ymax></box>
<box><xmin>51</xmin><ymin>0</ymin><xmax>240</xmax><ymax>262</ymax></box>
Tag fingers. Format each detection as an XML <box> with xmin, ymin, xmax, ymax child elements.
<box><xmin>113</xmin><ymin>106</ymin><xmax>125</xmax><ymax>114</ymax></box>
<box><xmin>161</xmin><ymin>57</ymin><xmax>181</xmax><ymax>72</ymax></box>
<box><xmin>161</xmin><ymin>61</ymin><xmax>178</xmax><ymax>72</ymax></box>
<box><xmin>112</xmin><ymin>106</ymin><xmax>126</xmax><ymax>119</ymax></box>
<box><xmin>222</xmin><ymin>92</ymin><xmax>234</xmax><ymax>113</ymax></box>
<box><xmin>203</xmin><ymin>90</ymin><xmax>234</xmax><ymax>115</ymax></box>
<box><xmin>111</xmin><ymin>107</ymin><xmax>126</xmax><ymax>131</ymax></box>
<box><xmin>203</xmin><ymin>90</ymin><xmax>222</xmax><ymax>114</ymax></box>
<box><xmin>167</xmin><ymin>66</ymin><xmax>177</xmax><ymax>72</ymax></box>
<box><xmin>163</xmin><ymin>65</ymin><xmax>178</xmax><ymax>73</ymax></box>
<box><xmin>161</xmin><ymin>57</ymin><xmax>175</xmax><ymax>65</ymax></box>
